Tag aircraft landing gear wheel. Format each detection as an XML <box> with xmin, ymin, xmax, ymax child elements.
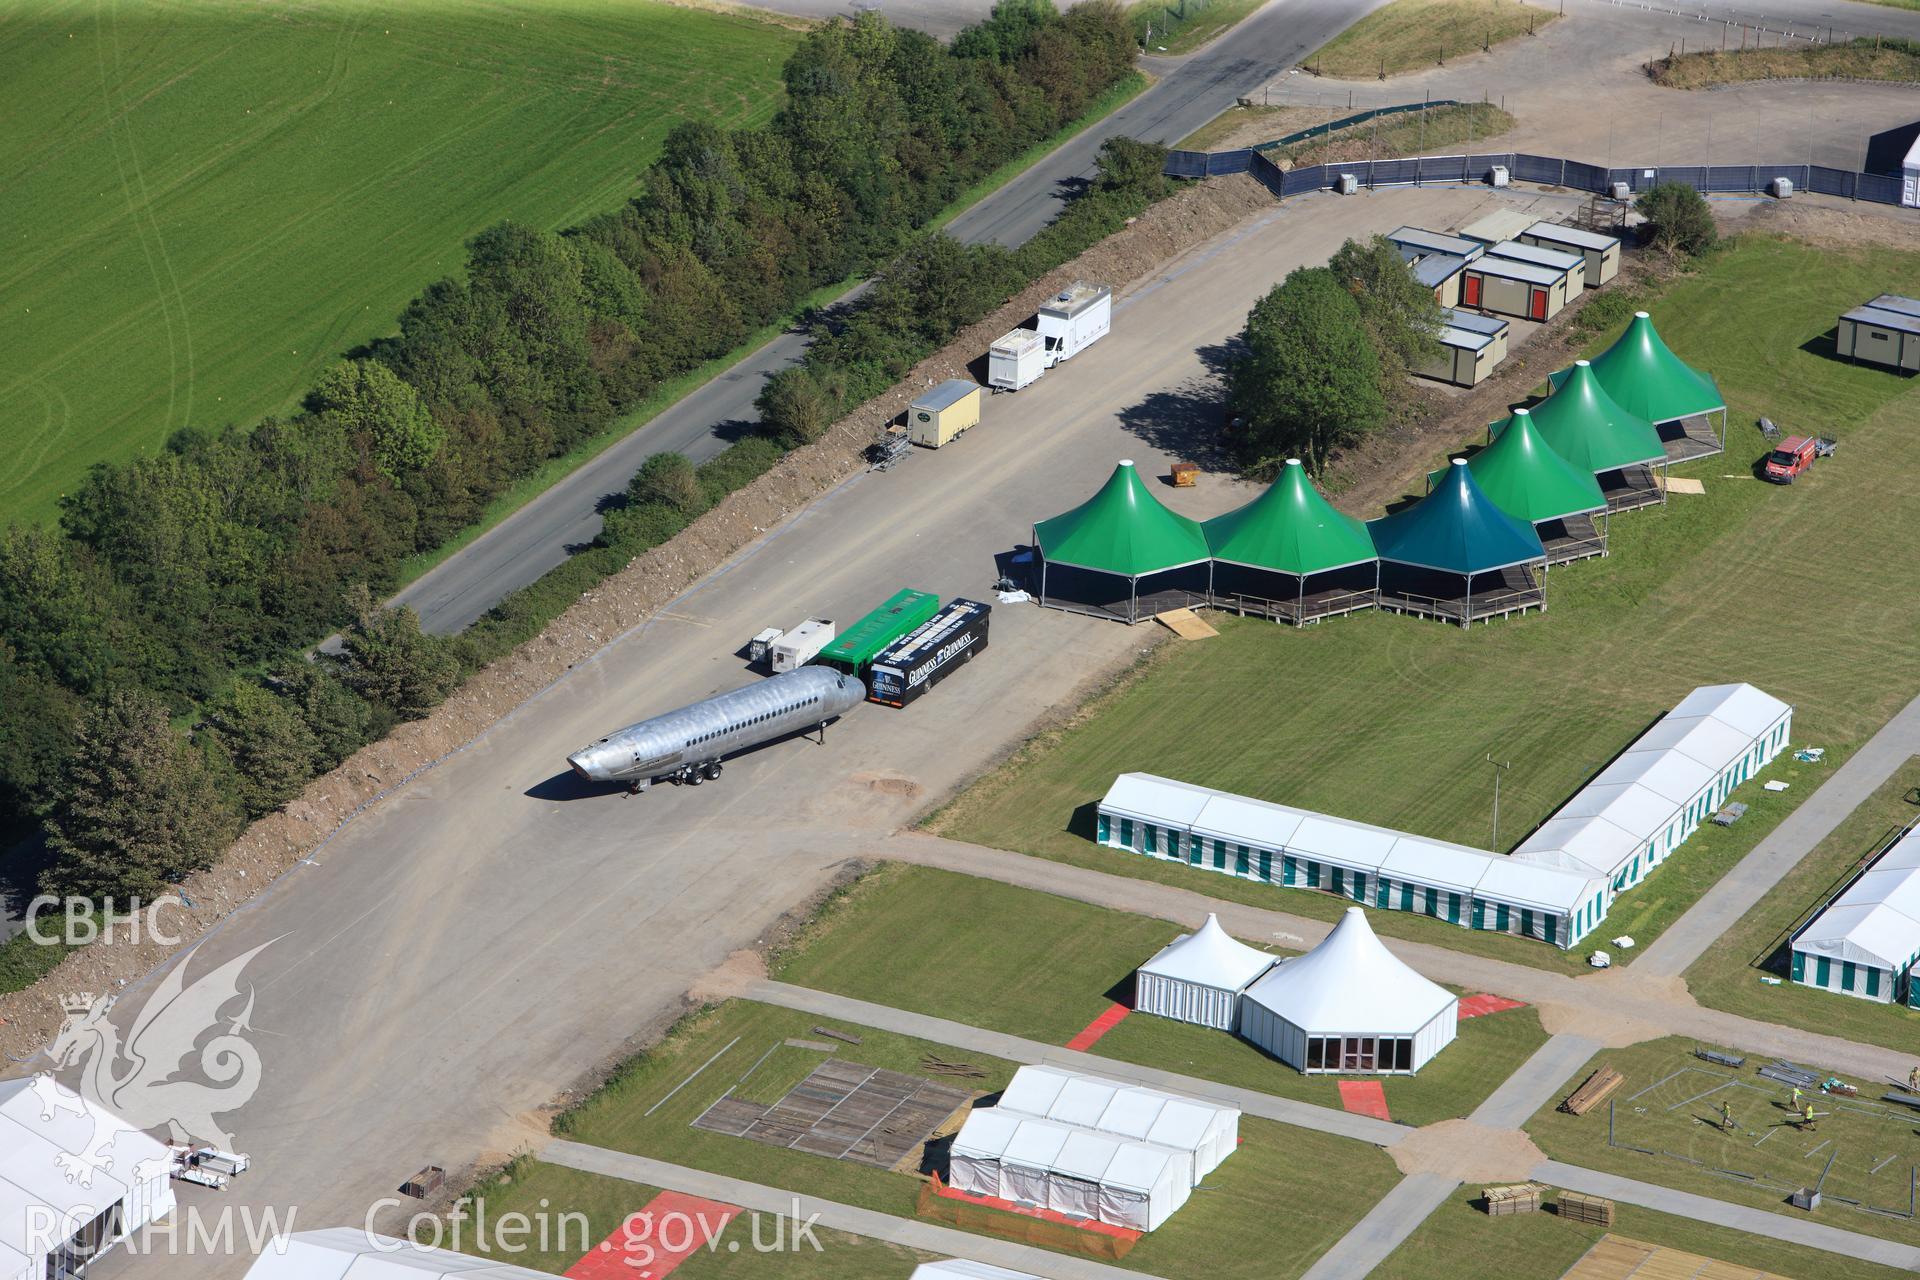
<box><xmin>703</xmin><ymin>761</ymin><xmax>723</xmax><ymax>781</ymax></box>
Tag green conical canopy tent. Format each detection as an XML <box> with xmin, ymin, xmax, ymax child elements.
<box><xmin>1550</xmin><ymin>311</ymin><xmax>1723</xmax><ymax>424</ymax></box>
<box><xmin>1514</xmin><ymin>363</ymin><xmax>1665</xmax><ymax>475</ymax></box>
<box><xmin>1369</xmin><ymin>459</ymin><xmax>1545</xmax><ymax>575</ymax></box>
<box><xmin>1204</xmin><ymin>459</ymin><xmax>1376</xmax><ymax>577</ymax></box>
<box><xmin>1437</xmin><ymin>413</ymin><xmax>1605</xmax><ymax>525</ymax></box>
<box><xmin>1034</xmin><ymin>460</ymin><xmax>1209</xmax><ymax>576</ymax></box>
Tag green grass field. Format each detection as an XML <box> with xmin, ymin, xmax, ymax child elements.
<box><xmin>1685</xmin><ymin>760</ymin><xmax>1920</xmax><ymax>1053</ymax></box>
<box><xmin>556</xmin><ymin>998</ymin><xmax>1400</xmax><ymax>1280</ymax></box>
<box><xmin>0</xmin><ymin>0</ymin><xmax>800</xmax><ymax>524</ymax></box>
<box><xmin>1651</xmin><ymin>39</ymin><xmax>1920</xmax><ymax>89</ymax></box>
<box><xmin>1529</xmin><ymin>1037</ymin><xmax>1920</xmax><ymax>1248</ymax></box>
<box><xmin>458</xmin><ymin>1159</ymin><xmax>932</xmax><ymax>1277</ymax></box>
<box><xmin>1305</xmin><ymin>0</ymin><xmax>1557</xmax><ymax>78</ymax></box>
<box><xmin>777</xmin><ymin>864</ymin><xmax>1550</xmax><ymax>1125</ymax></box>
<box><xmin>1372</xmin><ymin>1184</ymin><xmax>1917</xmax><ymax>1280</ymax></box>
<box><xmin>1129</xmin><ymin>0</ymin><xmax>1267</xmax><ymax>55</ymax></box>
<box><xmin>933</xmin><ymin>236</ymin><xmax>1920</xmax><ymax>975</ymax></box>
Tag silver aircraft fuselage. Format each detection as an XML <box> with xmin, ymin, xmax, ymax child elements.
<box><xmin>566</xmin><ymin>666</ymin><xmax>865</xmax><ymax>786</ymax></box>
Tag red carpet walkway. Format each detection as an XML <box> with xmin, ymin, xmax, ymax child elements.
<box><xmin>1458</xmin><ymin>993</ymin><xmax>1527</xmax><ymax>1020</ymax></box>
<box><xmin>566</xmin><ymin>1190</ymin><xmax>738</xmax><ymax>1280</ymax></box>
<box><xmin>1066</xmin><ymin>1002</ymin><xmax>1131</xmax><ymax>1051</ymax></box>
<box><xmin>1337</xmin><ymin>1080</ymin><xmax>1392</xmax><ymax>1122</ymax></box>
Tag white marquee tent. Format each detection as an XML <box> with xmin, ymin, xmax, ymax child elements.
<box><xmin>909</xmin><ymin>1262</ymin><xmax>1042</xmax><ymax>1280</ymax></box>
<box><xmin>948</xmin><ymin>1107</ymin><xmax>1024</xmax><ymax>1200</ymax></box>
<box><xmin>994</xmin><ymin>1066</ymin><xmax>1238</xmax><ymax>1182</ymax></box>
<box><xmin>1134</xmin><ymin>915</ymin><xmax>1278</xmax><ymax>1031</ymax></box>
<box><xmin>240</xmin><ymin>1229</ymin><xmax>556</xmax><ymax>1280</ymax></box>
<box><xmin>1792</xmin><ymin>826</ymin><xmax>1920</xmax><ymax>1006</ymax></box>
<box><xmin>0</xmin><ymin>1077</ymin><xmax>175</xmax><ymax>1280</ymax></box>
<box><xmin>1514</xmin><ymin>683</ymin><xmax>1791</xmax><ymax>892</ymax></box>
<box><xmin>1240</xmin><ymin>908</ymin><xmax>1458</xmax><ymax>1074</ymax></box>
<box><xmin>946</xmin><ymin>1113</ymin><xmax>1192</xmax><ymax>1232</ymax></box>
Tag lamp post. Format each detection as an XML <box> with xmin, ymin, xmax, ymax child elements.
<box><xmin>1487</xmin><ymin>753</ymin><xmax>1513</xmax><ymax>848</ymax></box>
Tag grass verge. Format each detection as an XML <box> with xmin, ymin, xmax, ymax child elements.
<box><xmin>1529</xmin><ymin>1037</ymin><xmax>1920</xmax><ymax>1248</ymax></box>
<box><xmin>1373</xmin><ymin>1183</ymin><xmax>1916</xmax><ymax>1280</ymax></box>
<box><xmin>776</xmin><ymin>863</ymin><xmax>1550</xmax><ymax>1126</ymax></box>
<box><xmin>1650</xmin><ymin>38</ymin><xmax>1920</xmax><ymax>90</ymax></box>
<box><xmin>1128</xmin><ymin>0</ymin><xmax>1268</xmax><ymax>55</ymax></box>
<box><xmin>458</xmin><ymin>1157</ymin><xmax>932</xmax><ymax>1276</ymax></box>
<box><xmin>1684</xmin><ymin>760</ymin><xmax>1920</xmax><ymax>1053</ymax></box>
<box><xmin>1279</xmin><ymin>103</ymin><xmax>1517</xmax><ymax>166</ymax></box>
<box><xmin>555</xmin><ymin>998</ymin><xmax>1400</xmax><ymax>1280</ymax></box>
<box><xmin>929</xmin><ymin>235</ymin><xmax>1920</xmax><ymax>977</ymax></box>
<box><xmin>1305</xmin><ymin>0</ymin><xmax>1558</xmax><ymax>78</ymax></box>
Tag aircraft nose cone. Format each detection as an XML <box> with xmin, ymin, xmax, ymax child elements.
<box><xmin>567</xmin><ymin>751</ymin><xmax>599</xmax><ymax>781</ymax></box>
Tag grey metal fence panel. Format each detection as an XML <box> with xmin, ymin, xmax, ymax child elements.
<box><xmin>1512</xmin><ymin>154</ymin><xmax>1564</xmax><ymax>185</ymax></box>
<box><xmin>1806</xmin><ymin>166</ymin><xmax>1853</xmax><ymax>198</ymax></box>
<box><xmin>1163</xmin><ymin>150</ymin><xmax>1208</xmax><ymax>179</ymax></box>
<box><xmin>1657</xmin><ymin>165</ymin><xmax>1709</xmax><ymax>191</ymax></box>
<box><xmin>1370</xmin><ymin>158</ymin><xmax>1421</xmax><ymax>186</ymax></box>
<box><xmin>1283</xmin><ymin>165</ymin><xmax>1328</xmax><ymax>197</ymax></box>
<box><xmin>1248</xmin><ymin>151</ymin><xmax>1287</xmax><ymax>198</ymax></box>
<box><xmin>1856</xmin><ymin>171</ymin><xmax>1901</xmax><ymax>206</ymax></box>
<box><xmin>1411</xmin><ymin>154</ymin><xmax>1461</xmax><ymax>184</ymax></box>
<box><xmin>1563</xmin><ymin>161</ymin><xmax>1608</xmax><ymax>193</ymax></box>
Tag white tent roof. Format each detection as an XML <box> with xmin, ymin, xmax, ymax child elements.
<box><xmin>1047</xmin><ymin>1078</ymin><xmax>1119</xmax><ymax>1129</ymax></box>
<box><xmin>1145</xmin><ymin>1099</ymin><xmax>1217</xmax><ymax>1152</ymax></box>
<box><xmin>1473</xmin><ymin>857</ymin><xmax>1605</xmax><ymax>914</ymax></box>
<box><xmin>1594</xmin><ymin>748</ymin><xmax>1716</xmax><ymax>806</ymax></box>
<box><xmin>1001</xmin><ymin>1119</ymin><xmax>1075</xmax><ymax>1171</ymax></box>
<box><xmin>1511</xmin><ymin>815</ymin><xmax>1633</xmax><ymax>879</ymax></box>
<box><xmin>1376</xmin><ymin>835</ymin><xmax>1487</xmax><ymax>892</ymax></box>
<box><xmin>1136</xmin><ymin>915</ymin><xmax>1277</xmax><ymax>992</ymax></box>
<box><xmin>1667</xmin><ymin>683</ymin><xmax>1791</xmax><ymax>739</ymax></box>
<box><xmin>1286</xmin><ymin>814</ymin><xmax>1395</xmax><ymax>873</ymax></box>
<box><xmin>1100</xmin><ymin>774</ymin><xmax>1214</xmax><ymax>828</ymax></box>
<box><xmin>951</xmin><ymin>1107</ymin><xmax>1023</xmax><ymax>1161</ymax></box>
<box><xmin>1876</xmin><ymin>832</ymin><xmax>1920</xmax><ymax>872</ymax></box>
<box><xmin>1631</xmin><ymin>715</ymin><xmax>1753</xmax><ymax>770</ymax></box>
<box><xmin>1552</xmin><ymin>782</ymin><xmax>1673</xmax><ymax>841</ymax></box>
<box><xmin>1795</xmin><ymin>826</ymin><xmax>1920</xmax><ymax>970</ymax></box>
<box><xmin>1053</xmin><ymin>1131</ymin><xmax>1123</xmax><ymax>1183</ymax></box>
<box><xmin>1189</xmin><ymin>794</ymin><xmax>1303</xmax><ymax>849</ymax></box>
<box><xmin>1096</xmin><ymin>1088</ymin><xmax>1169</xmax><ymax>1142</ymax></box>
<box><xmin>1242</xmin><ymin>908</ymin><xmax>1456</xmax><ymax>1034</ymax></box>
<box><xmin>0</xmin><ymin>1077</ymin><xmax>171</xmax><ymax>1271</ymax></box>
<box><xmin>911</xmin><ymin>1261</ymin><xmax>1042</xmax><ymax>1280</ymax></box>
<box><xmin>1102</xmin><ymin>1143</ymin><xmax>1181</xmax><ymax>1195</ymax></box>
<box><xmin>998</xmin><ymin>1066</ymin><xmax>1072</xmax><ymax>1118</ymax></box>
<box><xmin>242</xmin><ymin>1229</ymin><xmax>556</xmax><ymax>1280</ymax></box>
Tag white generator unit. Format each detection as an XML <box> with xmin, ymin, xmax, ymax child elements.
<box><xmin>1035</xmin><ymin>283</ymin><xmax>1111</xmax><ymax>367</ymax></box>
<box><xmin>1609</xmin><ymin>181</ymin><xmax>1631</xmax><ymax>200</ymax></box>
<box><xmin>1770</xmin><ymin>176</ymin><xmax>1794</xmax><ymax>199</ymax></box>
<box><xmin>770</xmin><ymin>618</ymin><xmax>834</xmax><ymax>672</ymax></box>
<box><xmin>748</xmin><ymin>626</ymin><xmax>784</xmax><ymax>666</ymax></box>
<box><xmin>989</xmin><ymin>328</ymin><xmax>1047</xmax><ymax>391</ymax></box>
<box><xmin>1335</xmin><ymin>172</ymin><xmax>1358</xmax><ymax>195</ymax></box>
<box><xmin>1489</xmin><ymin>165</ymin><xmax>1510</xmax><ymax>188</ymax></box>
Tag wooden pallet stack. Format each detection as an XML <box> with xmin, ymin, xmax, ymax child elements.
<box><xmin>1482</xmin><ymin>1183</ymin><xmax>1541</xmax><ymax>1216</ymax></box>
<box><xmin>1561</xmin><ymin>1065</ymin><xmax>1624</xmax><ymax>1115</ymax></box>
<box><xmin>1558</xmin><ymin>1191</ymin><xmax>1615</xmax><ymax>1226</ymax></box>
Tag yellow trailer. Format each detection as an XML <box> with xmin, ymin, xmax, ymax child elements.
<box><xmin>908</xmin><ymin>379</ymin><xmax>983</xmax><ymax>448</ymax></box>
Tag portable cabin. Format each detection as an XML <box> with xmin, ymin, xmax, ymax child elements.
<box><xmin>1419</xmin><ymin>312</ymin><xmax>1508</xmax><ymax>386</ymax></box>
<box><xmin>908</xmin><ymin>379</ymin><xmax>983</xmax><ymax>447</ymax></box>
<box><xmin>1456</xmin><ymin>207</ymin><xmax>1536</xmax><ymax>247</ymax></box>
<box><xmin>1486</xmin><ymin>240</ymin><xmax>1585</xmax><ymax>302</ymax></box>
<box><xmin>1461</xmin><ymin>255</ymin><xmax>1569</xmax><ymax>321</ymax></box>
<box><xmin>1519</xmin><ymin>222</ymin><xmax>1621</xmax><ymax>287</ymax></box>
<box><xmin>1836</xmin><ymin>294</ymin><xmax>1920</xmax><ymax>372</ymax></box>
<box><xmin>1412</xmin><ymin>252</ymin><xmax>1471</xmax><ymax>308</ymax></box>
<box><xmin>1386</xmin><ymin>227</ymin><xmax>1483</xmax><ymax>264</ymax></box>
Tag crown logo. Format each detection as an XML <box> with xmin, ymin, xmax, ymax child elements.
<box><xmin>59</xmin><ymin>993</ymin><xmax>96</xmax><ymax>1015</ymax></box>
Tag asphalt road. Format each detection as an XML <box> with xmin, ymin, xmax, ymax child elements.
<box><xmin>392</xmin><ymin>0</ymin><xmax>1388</xmax><ymax>634</ymax></box>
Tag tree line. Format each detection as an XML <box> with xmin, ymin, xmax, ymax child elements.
<box><xmin>0</xmin><ymin>2</ymin><xmax>1140</xmax><ymax>901</ymax></box>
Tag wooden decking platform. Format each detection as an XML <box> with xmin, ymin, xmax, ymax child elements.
<box><xmin>692</xmin><ymin>1059</ymin><xmax>973</xmax><ymax>1170</ymax></box>
<box><xmin>1211</xmin><ymin>586</ymin><xmax>1378</xmax><ymax>626</ymax></box>
<box><xmin>1601</xmin><ymin>464</ymin><xmax>1665</xmax><ymax>513</ymax></box>
<box><xmin>1660</xmin><ymin>414</ymin><xmax>1724</xmax><ymax>463</ymax></box>
<box><xmin>1560</xmin><ymin>1233</ymin><xmax>1793</xmax><ymax>1280</ymax></box>
<box><xmin>1539</xmin><ymin>513</ymin><xmax>1608</xmax><ymax>566</ymax></box>
<box><xmin>1378</xmin><ymin>565</ymin><xmax>1545</xmax><ymax>627</ymax></box>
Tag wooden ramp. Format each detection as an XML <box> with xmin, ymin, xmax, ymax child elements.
<box><xmin>1156</xmin><ymin>607</ymin><xmax>1218</xmax><ymax>639</ymax></box>
<box><xmin>1559</xmin><ymin>1233</ymin><xmax>1794</xmax><ymax>1280</ymax></box>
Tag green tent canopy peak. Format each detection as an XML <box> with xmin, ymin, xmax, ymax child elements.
<box><xmin>1550</xmin><ymin>310</ymin><xmax>1724</xmax><ymax>424</ymax></box>
<box><xmin>1034</xmin><ymin>459</ymin><xmax>1210</xmax><ymax>577</ymax></box>
<box><xmin>1203</xmin><ymin>458</ymin><xmax>1377</xmax><ymax>577</ymax></box>
<box><xmin>1437</xmin><ymin>411</ymin><xmax>1605</xmax><ymax>525</ymax></box>
<box><xmin>1517</xmin><ymin>363</ymin><xmax>1666</xmax><ymax>475</ymax></box>
<box><xmin>1368</xmin><ymin>458</ymin><xmax>1545</xmax><ymax>575</ymax></box>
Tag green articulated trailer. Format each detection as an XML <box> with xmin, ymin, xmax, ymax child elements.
<box><xmin>818</xmin><ymin>589</ymin><xmax>939</xmax><ymax>676</ymax></box>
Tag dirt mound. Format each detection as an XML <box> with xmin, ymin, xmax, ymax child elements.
<box><xmin>1391</xmin><ymin>1119</ymin><xmax>1545</xmax><ymax>1182</ymax></box>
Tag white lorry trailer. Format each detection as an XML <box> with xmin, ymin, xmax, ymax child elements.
<box><xmin>987</xmin><ymin>282</ymin><xmax>1111</xmax><ymax>391</ymax></box>
<box><xmin>770</xmin><ymin>618</ymin><xmax>834</xmax><ymax>672</ymax></box>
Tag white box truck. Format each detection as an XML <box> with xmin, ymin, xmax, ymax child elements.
<box><xmin>770</xmin><ymin>618</ymin><xmax>834</xmax><ymax>672</ymax></box>
<box><xmin>989</xmin><ymin>329</ymin><xmax>1046</xmax><ymax>391</ymax></box>
<box><xmin>987</xmin><ymin>282</ymin><xmax>1111</xmax><ymax>391</ymax></box>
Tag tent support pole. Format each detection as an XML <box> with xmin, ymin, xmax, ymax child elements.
<box><xmin>1374</xmin><ymin>560</ymin><xmax>1382</xmax><ymax>608</ymax></box>
<box><xmin>1297</xmin><ymin>573</ymin><xmax>1305</xmax><ymax>626</ymax></box>
<box><xmin>1131</xmin><ymin>576</ymin><xmax>1138</xmax><ymax>625</ymax></box>
<box><xmin>1465</xmin><ymin>571</ymin><xmax>1474</xmax><ymax>628</ymax></box>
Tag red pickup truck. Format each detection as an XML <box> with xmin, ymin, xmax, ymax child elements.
<box><xmin>1764</xmin><ymin>435</ymin><xmax>1818</xmax><ymax>484</ymax></box>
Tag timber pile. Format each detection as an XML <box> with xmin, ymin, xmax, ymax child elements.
<box><xmin>1558</xmin><ymin>1191</ymin><xmax>1615</xmax><ymax>1226</ymax></box>
<box><xmin>1482</xmin><ymin>1183</ymin><xmax>1541</xmax><ymax>1215</ymax></box>
<box><xmin>1561</xmin><ymin>1065</ymin><xmax>1625</xmax><ymax>1115</ymax></box>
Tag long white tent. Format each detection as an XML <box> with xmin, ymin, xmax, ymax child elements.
<box><xmin>1134</xmin><ymin>914</ymin><xmax>1278</xmax><ymax>1031</ymax></box>
<box><xmin>1513</xmin><ymin>683</ymin><xmax>1791</xmax><ymax>891</ymax></box>
<box><xmin>241</xmin><ymin>1229</ymin><xmax>557</xmax><ymax>1280</ymax></box>
<box><xmin>0</xmin><ymin>1077</ymin><xmax>175</xmax><ymax>1280</ymax></box>
<box><xmin>993</xmin><ymin>1065</ymin><xmax>1238</xmax><ymax>1182</ymax></box>
<box><xmin>1792</xmin><ymin>825</ymin><xmax>1920</xmax><ymax>1007</ymax></box>
<box><xmin>910</xmin><ymin>1262</ymin><xmax>1042</xmax><ymax>1280</ymax></box>
<box><xmin>1097</xmin><ymin>774</ymin><xmax>1609</xmax><ymax>949</ymax></box>
<box><xmin>1239</xmin><ymin>908</ymin><xmax>1459</xmax><ymax>1074</ymax></box>
<box><xmin>947</xmin><ymin>1111</ymin><xmax>1193</xmax><ymax>1231</ymax></box>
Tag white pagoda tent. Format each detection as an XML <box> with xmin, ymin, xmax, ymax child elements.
<box><xmin>1134</xmin><ymin>914</ymin><xmax>1278</xmax><ymax>1031</ymax></box>
<box><xmin>1239</xmin><ymin>907</ymin><xmax>1458</xmax><ymax>1074</ymax></box>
